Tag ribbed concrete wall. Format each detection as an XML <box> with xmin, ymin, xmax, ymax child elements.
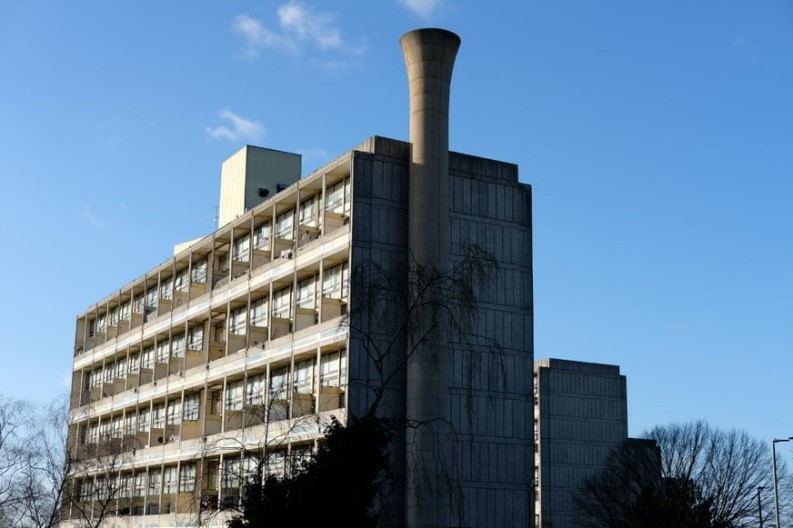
<box><xmin>347</xmin><ymin>136</ymin><xmax>534</xmax><ymax>527</ymax></box>
<box><xmin>535</xmin><ymin>359</ymin><xmax>628</xmax><ymax>528</ymax></box>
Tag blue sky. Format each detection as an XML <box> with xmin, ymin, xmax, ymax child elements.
<box><xmin>1</xmin><ymin>1</ymin><xmax>791</xmax><ymax>447</ymax></box>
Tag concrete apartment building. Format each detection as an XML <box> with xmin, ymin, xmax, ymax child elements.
<box><xmin>65</xmin><ymin>29</ymin><xmax>534</xmax><ymax>527</ymax></box>
<box><xmin>533</xmin><ymin>359</ymin><xmax>628</xmax><ymax>528</ymax></box>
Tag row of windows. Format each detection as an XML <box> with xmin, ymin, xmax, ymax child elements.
<box><xmin>80</xmin><ymin>177</ymin><xmax>351</xmax><ymax>349</ymax></box>
<box><xmin>71</xmin><ymin>446</ymin><xmax>312</xmax><ymax>508</ymax></box>
<box><xmin>79</xmin><ymin>351</ymin><xmax>347</xmax><ymax>446</ymax></box>
<box><xmin>82</xmin><ymin>262</ymin><xmax>349</xmax><ymax>398</ymax></box>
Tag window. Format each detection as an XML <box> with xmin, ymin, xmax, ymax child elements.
<box><xmin>243</xmin><ymin>454</ymin><xmax>260</xmax><ymax>481</ymax></box>
<box><xmin>320</xmin><ymin>351</ymin><xmax>346</xmax><ymax>388</ymax></box>
<box><xmin>111</xmin><ymin>416</ymin><xmax>123</xmax><ymax>438</ymax></box>
<box><xmin>191</xmin><ymin>258</ymin><xmax>208</xmax><ymax>284</ymax></box>
<box><xmin>147</xmin><ymin>469</ymin><xmax>161</xmax><ymax>496</ymax></box>
<box><xmin>171</xmin><ymin>333</ymin><xmax>186</xmax><ymax>357</ymax></box>
<box><xmin>156</xmin><ymin>340</ymin><xmax>169</xmax><ymax>363</ymax></box>
<box><xmin>290</xmin><ymin>447</ymin><xmax>312</xmax><ymax>476</ymax></box>
<box><xmin>253</xmin><ymin>222</ymin><xmax>270</xmax><ymax>250</ymax></box>
<box><xmin>269</xmin><ymin>367</ymin><xmax>288</xmax><ymax>401</ymax></box>
<box><xmin>88</xmin><ymin>319</ymin><xmax>98</xmax><ymax>338</ymax></box>
<box><xmin>209</xmin><ymin>390</ymin><xmax>222</xmax><ymax>416</ymax></box>
<box><xmin>222</xmin><ymin>458</ymin><xmax>241</xmax><ymax>490</ymax></box>
<box><xmin>179</xmin><ymin>463</ymin><xmax>196</xmax><ymax>493</ymax></box>
<box><xmin>174</xmin><ymin>269</ymin><xmax>189</xmax><ymax>292</ymax></box>
<box><xmin>134</xmin><ymin>472</ymin><xmax>146</xmax><ymax>497</ymax></box>
<box><xmin>225</xmin><ymin>380</ymin><xmax>243</xmax><ymax>411</ymax></box>
<box><xmin>152</xmin><ymin>404</ymin><xmax>165</xmax><ymax>429</ymax></box>
<box><xmin>95</xmin><ymin>476</ymin><xmax>108</xmax><ymax>501</ymax></box>
<box><xmin>272</xmin><ymin>287</ymin><xmax>292</xmax><ymax>319</ymax></box>
<box><xmin>77</xmin><ymin>479</ymin><xmax>92</xmax><ymax>502</ymax></box>
<box><xmin>275</xmin><ymin>209</ymin><xmax>294</xmax><ymax>240</ymax></box>
<box><xmin>86</xmin><ymin>423</ymin><xmax>99</xmax><ymax>444</ymax></box>
<box><xmin>322</xmin><ymin>262</ymin><xmax>349</xmax><ymax>300</ymax></box>
<box><xmin>133</xmin><ymin>295</ymin><xmax>145</xmax><ymax>315</ymax></box>
<box><xmin>99</xmin><ymin>421</ymin><xmax>111</xmax><ymax>442</ymax></box>
<box><xmin>145</xmin><ymin>286</ymin><xmax>158</xmax><ymax>312</ymax></box>
<box><xmin>167</xmin><ymin>400</ymin><xmax>181</xmax><ymax>425</ymax></box>
<box><xmin>128</xmin><ymin>353</ymin><xmax>140</xmax><ymax>373</ymax></box>
<box><xmin>115</xmin><ymin>358</ymin><xmax>127</xmax><ymax>379</ymax></box>
<box><xmin>163</xmin><ymin>466</ymin><xmax>177</xmax><ymax>494</ymax></box>
<box><xmin>325</xmin><ymin>178</ymin><xmax>350</xmax><ymax>214</ymax></box>
<box><xmin>96</xmin><ymin>314</ymin><xmax>107</xmax><ymax>332</ymax></box>
<box><xmin>103</xmin><ymin>363</ymin><xmax>115</xmax><ymax>383</ymax></box>
<box><xmin>109</xmin><ymin>307</ymin><xmax>119</xmax><ymax>327</ymax></box>
<box><xmin>89</xmin><ymin>369</ymin><xmax>102</xmax><ymax>388</ymax></box>
<box><xmin>265</xmin><ymin>451</ymin><xmax>285</xmax><ymax>479</ymax></box>
<box><xmin>250</xmin><ymin>298</ymin><xmax>268</xmax><ymax>328</ymax></box>
<box><xmin>232</xmin><ymin>234</ymin><xmax>250</xmax><ymax>262</ymax></box>
<box><xmin>119</xmin><ymin>301</ymin><xmax>131</xmax><ymax>320</ymax></box>
<box><xmin>294</xmin><ymin>360</ymin><xmax>314</xmax><ymax>394</ymax></box>
<box><xmin>299</xmin><ymin>195</ymin><xmax>319</xmax><ymax>227</ymax></box>
<box><xmin>138</xmin><ymin>408</ymin><xmax>150</xmax><ymax>432</ymax></box>
<box><xmin>188</xmin><ymin>325</ymin><xmax>204</xmax><ymax>352</ymax></box>
<box><xmin>183</xmin><ymin>393</ymin><xmax>200</xmax><ymax>421</ymax></box>
<box><xmin>213</xmin><ymin>320</ymin><xmax>226</xmax><ymax>344</ymax></box>
<box><xmin>142</xmin><ymin>347</ymin><xmax>155</xmax><ymax>369</ymax></box>
<box><xmin>222</xmin><ymin>457</ymin><xmax>240</xmax><ymax>489</ymax></box>
<box><xmin>120</xmin><ymin>473</ymin><xmax>133</xmax><ymax>499</ymax></box>
<box><xmin>246</xmin><ymin>375</ymin><xmax>264</xmax><ymax>406</ymax></box>
<box><xmin>297</xmin><ymin>276</ymin><xmax>316</xmax><ymax>309</ymax></box>
<box><xmin>160</xmin><ymin>276</ymin><xmax>174</xmax><ymax>300</ymax></box>
<box><xmin>124</xmin><ymin>413</ymin><xmax>137</xmax><ymax>436</ymax></box>
<box><xmin>230</xmin><ymin>307</ymin><xmax>247</xmax><ymax>335</ymax></box>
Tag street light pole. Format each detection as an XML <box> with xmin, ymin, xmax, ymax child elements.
<box><xmin>758</xmin><ymin>486</ymin><xmax>765</xmax><ymax>528</ymax></box>
<box><xmin>773</xmin><ymin>437</ymin><xmax>793</xmax><ymax>528</ymax></box>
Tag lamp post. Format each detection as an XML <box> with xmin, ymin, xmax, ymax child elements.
<box><xmin>758</xmin><ymin>486</ymin><xmax>765</xmax><ymax>528</ymax></box>
<box><xmin>773</xmin><ymin>437</ymin><xmax>793</xmax><ymax>528</ymax></box>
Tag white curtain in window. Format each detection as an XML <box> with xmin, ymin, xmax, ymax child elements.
<box><xmin>275</xmin><ymin>210</ymin><xmax>294</xmax><ymax>240</ymax></box>
<box><xmin>225</xmin><ymin>380</ymin><xmax>244</xmax><ymax>410</ymax></box>
<box><xmin>253</xmin><ymin>223</ymin><xmax>271</xmax><ymax>250</ymax></box>
<box><xmin>232</xmin><ymin>234</ymin><xmax>250</xmax><ymax>262</ymax></box>
<box><xmin>230</xmin><ymin>307</ymin><xmax>247</xmax><ymax>335</ymax></box>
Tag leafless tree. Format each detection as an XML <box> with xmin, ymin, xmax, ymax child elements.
<box><xmin>0</xmin><ymin>396</ymin><xmax>129</xmax><ymax>528</ymax></box>
<box><xmin>0</xmin><ymin>396</ymin><xmax>31</xmax><ymax>525</ymax></box>
<box><xmin>646</xmin><ymin>420</ymin><xmax>790</xmax><ymax>528</ymax></box>
<box><xmin>576</xmin><ymin>421</ymin><xmax>791</xmax><ymax>528</ymax></box>
<box><xmin>345</xmin><ymin>244</ymin><xmax>504</xmax><ymax>419</ymax></box>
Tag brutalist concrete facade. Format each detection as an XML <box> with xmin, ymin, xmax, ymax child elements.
<box><xmin>533</xmin><ymin>359</ymin><xmax>628</xmax><ymax>528</ymax></box>
<box><xmin>348</xmin><ymin>136</ymin><xmax>534</xmax><ymax>526</ymax></box>
<box><xmin>66</xmin><ymin>29</ymin><xmax>533</xmax><ymax>528</ymax></box>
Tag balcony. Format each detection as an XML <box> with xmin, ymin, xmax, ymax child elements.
<box><xmin>270</xmin><ymin>317</ymin><xmax>291</xmax><ymax>339</ymax></box>
<box><xmin>318</xmin><ymin>386</ymin><xmax>344</xmax><ymax>412</ymax></box>
<box><xmin>320</xmin><ymin>297</ymin><xmax>346</xmax><ymax>322</ymax></box>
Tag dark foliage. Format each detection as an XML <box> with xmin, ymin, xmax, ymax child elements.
<box><xmin>229</xmin><ymin>414</ymin><xmax>391</xmax><ymax>527</ymax></box>
<box><xmin>574</xmin><ymin>439</ymin><xmax>719</xmax><ymax>528</ymax></box>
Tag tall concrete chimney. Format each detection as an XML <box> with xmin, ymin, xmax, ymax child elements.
<box><xmin>400</xmin><ymin>28</ymin><xmax>460</xmax><ymax>267</ymax></box>
<box><xmin>400</xmin><ymin>28</ymin><xmax>460</xmax><ymax>527</ymax></box>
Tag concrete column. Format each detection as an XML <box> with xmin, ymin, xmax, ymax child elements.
<box><xmin>400</xmin><ymin>28</ymin><xmax>460</xmax><ymax>528</ymax></box>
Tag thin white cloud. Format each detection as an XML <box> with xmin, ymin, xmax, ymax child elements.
<box><xmin>233</xmin><ymin>1</ymin><xmax>365</xmax><ymax>60</ymax></box>
<box><xmin>206</xmin><ymin>110</ymin><xmax>264</xmax><ymax>142</ymax></box>
<box><xmin>399</xmin><ymin>0</ymin><xmax>442</xmax><ymax>18</ymax></box>
<box><xmin>81</xmin><ymin>205</ymin><xmax>102</xmax><ymax>228</ymax></box>
<box><xmin>233</xmin><ymin>14</ymin><xmax>297</xmax><ymax>58</ymax></box>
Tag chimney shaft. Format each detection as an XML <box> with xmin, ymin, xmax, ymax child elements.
<box><xmin>400</xmin><ymin>28</ymin><xmax>460</xmax><ymax>527</ymax></box>
<box><xmin>400</xmin><ymin>28</ymin><xmax>460</xmax><ymax>268</ymax></box>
